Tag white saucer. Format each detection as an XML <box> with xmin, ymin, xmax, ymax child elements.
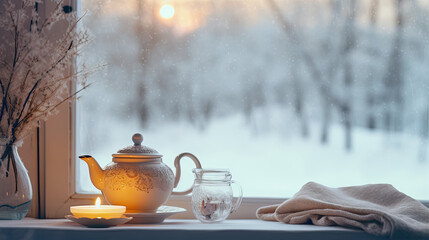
<box><xmin>124</xmin><ymin>206</ymin><xmax>186</xmax><ymax>224</ymax></box>
<box><xmin>65</xmin><ymin>215</ymin><xmax>133</xmax><ymax>228</ymax></box>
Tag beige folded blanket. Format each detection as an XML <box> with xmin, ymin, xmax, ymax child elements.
<box><xmin>257</xmin><ymin>182</ymin><xmax>429</xmax><ymax>239</ymax></box>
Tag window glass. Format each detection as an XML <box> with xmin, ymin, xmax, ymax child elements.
<box><xmin>77</xmin><ymin>0</ymin><xmax>429</xmax><ymax>199</ymax></box>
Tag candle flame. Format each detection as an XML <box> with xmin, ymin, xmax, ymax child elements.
<box><xmin>95</xmin><ymin>197</ymin><xmax>101</xmax><ymax>208</ymax></box>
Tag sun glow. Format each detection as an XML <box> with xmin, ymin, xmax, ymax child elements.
<box><xmin>160</xmin><ymin>4</ymin><xmax>175</xmax><ymax>19</ymax></box>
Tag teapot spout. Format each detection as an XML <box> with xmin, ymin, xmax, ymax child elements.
<box><xmin>79</xmin><ymin>155</ymin><xmax>105</xmax><ymax>191</ymax></box>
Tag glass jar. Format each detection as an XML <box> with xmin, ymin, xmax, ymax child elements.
<box><xmin>191</xmin><ymin>168</ymin><xmax>242</xmax><ymax>223</ymax></box>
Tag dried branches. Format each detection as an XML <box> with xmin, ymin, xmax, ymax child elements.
<box><xmin>0</xmin><ymin>0</ymin><xmax>95</xmax><ymax>145</ymax></box>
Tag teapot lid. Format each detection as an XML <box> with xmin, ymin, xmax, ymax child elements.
<box><xmin>113</xmin><ymin>133</ymin><xmax>162</xmax><ymax>158</ymax></box>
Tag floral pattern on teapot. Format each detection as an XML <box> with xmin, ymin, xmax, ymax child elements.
<box><xmin>104</xmin><ymin>162</ymin><xmax>174</xmax><ymax>194</ymax></box>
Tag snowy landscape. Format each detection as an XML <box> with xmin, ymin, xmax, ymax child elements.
<box><xmin>76</xmin><ymin>0</ymin><xmax>429</xmax><ymax>200</ymax></box>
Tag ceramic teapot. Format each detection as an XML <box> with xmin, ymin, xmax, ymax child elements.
<box><xmin>79</xmin><ymin>133</ymin><xmax>202</xmax><ymax>213</ymax></box>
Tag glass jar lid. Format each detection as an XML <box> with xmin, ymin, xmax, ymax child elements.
<box><xmin>113</xmin><ymin>133</ymin><xmax>162</xmax><ymax>158</ymax></box>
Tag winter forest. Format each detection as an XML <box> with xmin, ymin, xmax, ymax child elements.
<box><xmin>77</xmin><ymin>0</ymin><xmax>429</xmax><ymax>199</ymax></box>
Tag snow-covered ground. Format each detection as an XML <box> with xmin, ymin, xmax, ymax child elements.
<box><xmin>76</xmin><ymin>106</ymin><xmax>429</xmax><ymax>200</ymax></box>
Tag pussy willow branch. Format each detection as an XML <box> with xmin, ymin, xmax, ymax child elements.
<box><xmin>0</xmin><ymin>7</ymin><xmax>21</xmax><ymax>126</ymax></box>
<box><xmin>0</xmin><ymin>79</ymin><xmax>5</xmax><ymax>95</ymax></box>
<box><xmin>13</xmin><ymin>78</ymin><xmax>39</xmax><ymax>133</ymax></box>
<box><xmin>0</xmin><ymin>0</ymin><xmax>67</xmax><ymax>126</ymax></box>
<box><xmin>17</xmin><ymin>83</ymin><xmax>93</xmax><ymax>132</ymax></box>
<box><xmin>0</xmin><ymin>0</ymin><xmax>97</xmax><ymax>145</ymax></box>
<box><xmin>20</xmin><ymin>69</ymin><xmax>31</xmax><ymax>92</ymax></box>
<box><xmin>9</xmin><ymin>32</ymin><xmax>78</xmax><ymax>141</ymax></box>
<box><xmin>16</xmin><ymin>39</ymin><xmax>74</xmax><ymax>120</ymax></box>
<box><xmin>38</xmin><ymin>0</ymin><xmax>63</xmax><ymax>31</ymax></box>
<box><xmin>15</xmin><ymin>63</ymin><xmax>100</xmax><ymax>134</ymax></box>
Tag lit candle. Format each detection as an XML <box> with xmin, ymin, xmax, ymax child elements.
<box><xmin>70</xmin><ymin>197</ymin><xmax>126</xmax><ymax>219</ymax></box>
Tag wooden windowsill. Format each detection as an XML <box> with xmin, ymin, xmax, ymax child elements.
<box><xmin>0</xmin><ymin>218</ymin><xmax>387</xmax><ymax>240</ymax></box>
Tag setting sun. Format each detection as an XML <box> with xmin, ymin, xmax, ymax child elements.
<box><xmin>160</xmin><ymin>4</ymin><xmax>175</xmax><ymax>19</ymax></box>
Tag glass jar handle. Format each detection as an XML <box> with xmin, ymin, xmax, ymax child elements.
<box><xmin>230</xmin><ymin>180</ymin><xmax>243</xmax><ymax>213</ymax></box>
<box><xmin>172</xmin><ymin>152</ymin><xmax>202</xmax><ymax>195</ymax></box>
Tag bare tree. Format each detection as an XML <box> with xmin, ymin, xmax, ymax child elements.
<box><xmin>340</xmin><ymin>0</ymin><xmax>357</xmax><ymax>150</ymax></box>
<box><xmin>419</xmin><ymin>100</ymin><xmax>429</xmax><ymax>162</ymax></box>
<box><xmin>266</xmin><ymin>0</ymin><xmax>328</xmax><ymax>140</ymax></box>
<box><xmin>320</xmin><ymin>0</ymin><xmax>341</xmax><ymax>144</ymax></box>
<box><xmin>134</xmin><ymin>0</ymin><xmax>161</xmax><ymax>126</ymax></box>
<box><xmin>289</xmin><ymin>2</ymin><xmax>309</xmax><ymax>138</ymax></box>
<box><xmin>383</xmin><ymin>0</ymin><xmax>405</xmax><ymax>133</ymax></box>
<box><xmin>291</xmin><ymin>62</ymin><xmax>309</xmax><ymax>137</ymax></box>
<box><xmin>266</xmin><ymin>0</ymin><xmax>356</xmax><ymax>150</ymax></box>
<box><xmin>365</xmin><ymin>0</ymin><xmax>379</xmax><ymax>130</ymax></box>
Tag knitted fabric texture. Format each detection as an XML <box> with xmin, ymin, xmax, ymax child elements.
<box><xmin>256</xmin><ymin>182</ymin><xmax>429</xmax><ymax>239</ymax></box>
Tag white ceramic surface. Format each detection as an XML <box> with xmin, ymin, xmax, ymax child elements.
<box><xmin>65</xmin><ymin>215</ymin><xmax>133</xmax><ymax>228</ymax></box>
<box><xmin>79</xmin><ymin>133</ymin><xmax>202</xmax><ymax>212</ymax></box>
<box><xmin>124</xmin><ymin>206</ymin><xmax>186</xmax><ymax>224</ymax></box>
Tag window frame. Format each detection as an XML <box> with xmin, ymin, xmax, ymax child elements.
<box><xmin>41</xmin><ymin>0</ymin><xmax>429</xmax><ymax>219</ymax></box>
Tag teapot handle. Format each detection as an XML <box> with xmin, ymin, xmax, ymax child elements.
<box><xmin>172</xmin><ymin>152</ymin><xmax>202</xmax><ymax>195</ymax></box>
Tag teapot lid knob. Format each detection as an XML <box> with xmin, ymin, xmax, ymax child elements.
<box><xmin>116</xmin><ymin>133</ymin><xmax>159</xmax><ymax>154</ymax></box>
<box><xmin>132</xmin><ymin>133</ymin><xmax>143</xmax><ymax>146</ymax></box>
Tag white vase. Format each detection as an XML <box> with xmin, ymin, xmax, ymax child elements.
<box><xmin>0</xmin><ymin>143</ymin><xmax>32</xmax><ymax>220</ymax></box>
